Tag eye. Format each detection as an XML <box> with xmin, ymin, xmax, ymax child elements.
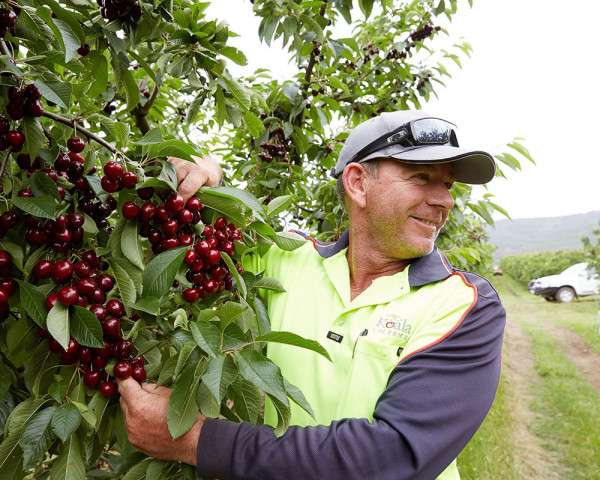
<box><xmin>414</xmin><ymin>173</ymin><xmax>429</xmax><ymax>182</ymax></box>
<box><xmin>444</xmin><ymin>182</ymin><xmax>454</xmax><ymax>190</ymax></box>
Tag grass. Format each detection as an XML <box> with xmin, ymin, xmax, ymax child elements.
<box><xmin>524</xmin><ymin>323</ymin><xmax>600</xmax><ymax>479</ymax></box>
<box><xmin>457</xmin><ymin>371</ymin><xmax>523</xmax><ymax>479</ymax></box>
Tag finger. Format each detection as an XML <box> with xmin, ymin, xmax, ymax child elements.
<box><xmin>167</xmin><ymin>157</ymin><xmax>189</xmax><ymax>184</ymax></box>
<box><xmin>178</xmin><ymin>173</ymin><xmax>207</xmax><ymax>202</ymax></box>
<box><xmin>119</xmin><ymin>395</ymin><xmax>129</xmax><ymax>417</ymax></box>
<box><xmin>141</xmin><ymin>382</ymin><xmax>173</xmax><ymax>397</ymax></box>
<box><xmin>117</xmin><ymin>377</ymin><xmax>143</xmax><ymax>400</ymax></box>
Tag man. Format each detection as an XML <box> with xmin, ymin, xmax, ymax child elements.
<box><xmin>118</xmin><ymin>110</ymin><xmax>505</xmax><ymax>479</ymax></box>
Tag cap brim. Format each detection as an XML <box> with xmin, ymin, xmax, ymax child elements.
<box><xmin>360</xmin><ymin>145</ymin><xmax>496</xmax><ymax>185</ymax></box>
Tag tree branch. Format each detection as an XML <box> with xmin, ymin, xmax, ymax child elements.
<box><xmin>41</xmin><ymin>110</ymin><xmax>133</xmax><ymax>163</ymax></box>
<box><xmin>131</xmin><ymin>84</ymin><xmax>159</xmax><ymax>135</ymax></box>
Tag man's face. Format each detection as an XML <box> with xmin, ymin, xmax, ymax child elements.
<box><xmin>362</xmin><ymin>159</ymin><xmax>455</xmax><ymax>260</ymax></box>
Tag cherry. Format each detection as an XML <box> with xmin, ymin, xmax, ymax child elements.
<box><xmin>97</xmin><ymin>274</ymin><xmax>114</xmax><ymax>292</ymax></box>
<box><xmin>183</xmin><ymin>250</ymin><xmax>197</xmax><ymax>265</ymax></box>
<box><xmin>203</xmin><ymin>278</ymin><xmax>218</xmax><ymax>294</ymax></box>
<box><xmin>114</xmin><ymin>339</ymin><xmax>133</xmax><ymax>359</ymax></box>
<box><xmin>45</xmin><ymin>293</ymin><xmax>59</xmax><ymax>310</ymax></box>
<box><xmin>89</xmin><ymin>304</ymin><xmax>108</xmax><ymax>321</ymax></box>
<box><xmin>195</xmin><ymin>240</ymin><xmax>210</xmax><ymax>258</ymax></box>
<box><xmin>24</xmin><ymin>84</ymin><xmax>42</xmax><ymax>100</ymax></box>
<box><xmin>76</xmin><ymin>296</ymin><xmax>88</xmax><ymax>308</ymax></box>
<box><xmin>210</xmin><ymin>265</ymin><xmax>227</xmax><ymax>281</ymax></box>
<box><xmin>165</xmin><ymin>193</ymin><xmax>184</xmax><ymax>213</ymax></box>
<box><xmin>76</xmin><ymin>278</ymin><xmax>96</xmax><ymax>295</ymax></box>
<box><xmin>155</xmin><ymin>205</ymin><xmax>170</xmax><ymax>223</ymax></box>
<box><xmin>140</xmin><ymin>202</ymin><xmax>156</xmax><ymax>220</ymax></box>
<box><xmin>0</xmin><ymin>9</ymin><xmax>17</xmax><ymax>28</ymax></box>
<box><xmin>78</xmin><ymin>347</ymin><xmax>93</xmax><ymax>363</ymax></box>
<box><xmin>68</xmin><ymin>152</ymin><xmax>84</xmax><ymax>164</ymax></box>
<box><xmin>53</xmin><ymin>229</ymin><xmax>72</xmax><ymax>244</ymax></box>
<box><xmin>0</xmin><ymin>116</ymin><xmax>8</xmax><ymax>134</ymax></box>
<box><xmin>215</xmin><ymin>230</ymin><xmax>228</xmax><ymax>243</ymax></box>
<box><xmin>77</xmin><ymin>44</ymin><xmax>90</xmax><ymax>56</ymax></box>
<box><xmin>48</xmin><ymin>338</ymin><xmax>62</xmax><ymax>353</ymax></box>
<box><xmin>92</xmin><ymin>356</ymin><xmax>108</xmax><ymax>369</ymax></box>
<box><xmin>102</xmin><ymin>317</ymin><xmax>121</xmax><ymax>341</ymax></box>
<box><xmin>190</xmin><ymin>258</ymin><xmax>205</xmax><ymax>273</ymax></box>
<box><xmin>83</xmin><ymin>371</ymin><xmax>101</xmax><ymax>389</ymax></box>
<box><xmin>16</xmin><ymin>153</ymin><xmax>31</xmax><ymax>169</ymax></box>
<box><xmin>104</xmin><ymin>161</ymin><xmax>124</xmax><ymax>181</ymax></box>
<box><xmin>185</xmin><ymin>197</ymin><xmax>202</xmax><ymax>212</ymax></box>
<box><xmin>122</xmin><ymin>201</ymin><xmax>140</xmax><ymax>219</ymax></box>
<box><xmin>162</xmin><ymin>219</ymin><xmax>178</xmax><ymax>237</ymax></box>
<box><xmin>0</xmin><ymin>290</ymin><xmax>8</xmax><ymax>303</ymax></box>
<box><xmin>121</xmin><ymin>171</ymin><xmax>138</xmax><ymax>189</ymax></box>
<box><xmin>81</xmin><ymin>251</ymin><xmax>99</xmax><ymax>268</ymax></box>
<box><xmin>0</xmin><ymin>279</ymin><xmax>16</xmax><ymax>296</ymax></box>
<box><xmin>58</xmin><ymin>286</ymin><xmax>79</xmax><ymax>306</ymax></box>
<box><xmin>137</xmin><ymin>186</ymin><xmax>154</xmax><ymax>200</ymax></box>
<box><xmin>89</xmin><ymin>288</ymin><xmax>106</xmax><ymax>304</ymax></box>
<box><xmin>67</xmin><ymin>137</ymin><xmax>85</xmax><ymax>153</ymax></box>
<box><xmin>113</xmin><ymin>361</ymin><xmax>132</xmax><ymax>379</ymax></box>
<box><xmin>178</xmin><ymin>209</ymin><xmax>193</xmax><ymax>225</ymax></box>
<box><xmin>147</xmin><ymin>229</ymin><xmax>161</xmax><ymax>245</ymax></box>
<box><xmin>99</xmin><ymin>381</ymin><xmax>117</xmax><ymax>398</ymax></box>
<box><xmin>6</xmin><ymin>131</ymin><xmax>25</xmax><ymax>150</ymax></box>
<box><xmin>206</xmin><ymin>249</ymin><xmax>221</xmax><ymax>266</ymax></box>
<box><xmin>93</xmin><ymin>340</ymin><xmax>112</xmax><ymax>359</ymax></box>
<box><xmin>6</xmin><ymin>103</ymin><xmax>23</xmax><ymax>121</ymax></box>
<box><xmin>18</xmin><ymin>189</ymin><xmax>34</xmax><ymax>197</ymax></box>
<box><xmin>52</xmin><ymin>260</ymin><xmax>74</xmax><ymax>283</ymax></box>
<box><xmin>202</xmin><ymin>225</ymin><xmax>213</xmax><ymax>238</ymax></box>
<box><xmin>63</xmin><ymin>337</ymin><xmax>80</xmax><ymax>355</ymax></box>
<box><xmin>74</xmin><ymin>261</ymin><xmax>92</xmax><ymax>278</ymax></box>
<box><xmin>37</xmin><ymin>326</ymin><xmax>51</xmax><ymax>338</ymax></box>
<box><xmin>25</xmin><ymin>100</ymin><xmax>44</xmax><ymax>117</ymax></box>
<box><xmin>106</xmin><ymin>299</ymin><xmax>124</xmax><ymax>317</ymax></box>
<box><xmin>190</xmin><ymin>272</ymin><xmax>206</xmax><ymax>286</ymax></box>
<box><xmin>207</xmin><ymin>237</ymin><xmax>219</xmax><ymax>249</ymax></box>
<box><xmin>221</xmin><ymin>240</ymin><xmax>235</xmax><ymax>256</ymax></box>
<box><xmin>7</xmin><ymin>86</ymin><xmax>24</xmax><ymax>104</ymax></box>
<box><xmin>214</xmin><ymin>216</ymin><xmax>227</xmax><ymax>230</ymax></box>
<box><xmin>161</xmin><ymin>237</ymin><xmax>178</xmax><ymax>250</ymax></box>
<box><xmin>101</xmin><ymin>176</ymin><xmax>120</xmax><ymax>193</ymax></box>
<box><xmin>182</xmin><ymin>288</ymin><xmax>200</xmax><ymax>303</ymax></box>
<box><xmin>0</xmin><ymin>250</ymin><xmax>11</xmax><ymax>267</ymax></box>
<box><xmin>67</xmin><ymin>213</ymin><xmax>84</xmax><ymax>229</ymax></box>
<box><xmin>132</xmin><ymin>365</ymin><xmax>147</xmax><ymax>382</ymax></box>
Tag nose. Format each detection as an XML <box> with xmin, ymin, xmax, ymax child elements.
<box><xmin>426</xmin><ymin>182</ymin><xmax>455</xmax><ymax>211</ymax></box>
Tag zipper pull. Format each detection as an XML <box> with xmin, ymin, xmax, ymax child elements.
<box><xmin>352</xmin><ymin>329</ymin><xmax>368</xmax><ymax>359</ymax></box>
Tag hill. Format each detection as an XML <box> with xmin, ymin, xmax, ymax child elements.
<box><xmin>487</xmin><ymin>211</ymin><xmax>600</xmax><ymax>262</ymax></box>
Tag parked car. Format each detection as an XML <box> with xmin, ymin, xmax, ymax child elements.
<box><xmin>528</xmin><ymin>262</ymin><xmax>600</xmax><ymax>303</ymax></box>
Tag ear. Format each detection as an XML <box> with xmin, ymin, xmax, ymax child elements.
<box><xmin>343</xmin><ymin>163</ymin><xmax>369</xmax><ymax>209</ymax></box>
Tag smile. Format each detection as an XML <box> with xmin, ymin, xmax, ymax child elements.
<box><xmin>411</xmin><ymin>216</ymin><xmax>438</xmax><ymax>228</ymax></box>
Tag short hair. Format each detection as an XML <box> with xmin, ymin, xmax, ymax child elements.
<box><xmin>336</xmin><ymin>159</ymin><xmax>382</xmax><ymax>211</ymax></box>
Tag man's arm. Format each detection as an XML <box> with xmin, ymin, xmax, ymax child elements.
<box><xmin>195</xmin><ymin>274</ymin><xmax>505</xmax><ymax>480</ymax></box>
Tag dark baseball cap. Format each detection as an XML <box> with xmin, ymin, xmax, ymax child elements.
<box><xmin>331</xmin><ymin>110</ymin><xmax>496</xmax><ymax>184</ymax></box>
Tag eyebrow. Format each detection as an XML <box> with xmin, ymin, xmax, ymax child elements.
<box><xmin>408</xmin><ymin>163</ymin><xmax>456</xmax><ymax>181</ymax></box>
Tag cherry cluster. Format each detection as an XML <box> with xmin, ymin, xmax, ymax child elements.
<box><xmin>0</xmin><ymin>7</ymin><xmax>17</xmax><ymax>37</ymax></box>
<box><xmin>122</xmin><ymin>189</ymin><xmax>203</xmax><ymax>254</ymax></box>
<box><xmin>100</xmin><ymin>161</ymin><xmax>138</xmax><ymax>193</ymax></box>
<box><xmin>34</xmin><ymin>250</ymin><xmax>146</xmax><ymax>398</ymax></box>
<box><xmin>24</xmin><ymin>212</ymin><xmax>85</xmax><ymax>254</ymax></box>
<box><xmin>258</xmin><ymin>127</ymin><xmax>290</xmax><ymax>163</ymax></box>
<box><xmin>409</xmin><ymin>24</ymin><xmax>441</xmax><ymax>42</ymax></box>
<box><xmin>362</xmin><ymin>42</ymin><xmax>380</xmax><ymax>63</ymax></box>
<box><xmin>0</xmin><ymin>250</ymin><xmax>16</xmax><ymax>322</ymax></box>
<box><xmin>98</xmin><ymin>0</ymin><xmax>142</xmax><ymax>22</ymax></box>
<box><xmin>181</xmin><ymin>216</ymin><xmax>243</xmax><ymax>302</ymax></box>
<box><xmin>5</xmin><ymin>84</ymin><xmax>44</xmax><ymax>120</ymax></box>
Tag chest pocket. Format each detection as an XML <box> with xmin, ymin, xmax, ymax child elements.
<box><xmin>353</xmin><ymin>335</ymin><xmax>403</xmax><ymax>362</ymax></box>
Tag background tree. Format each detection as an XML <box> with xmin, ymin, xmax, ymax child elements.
<box><xmin>0</xmin><ymin>0</ymin><xmax>532</xmax><ymax>478</ymax></box>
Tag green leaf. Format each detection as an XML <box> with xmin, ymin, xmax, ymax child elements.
<box><xmin>256</xmin><ymin>331</ymin><xmax>331</xmax><ymax>361</ymax></box>
<box><xmin>22</xmin><ymin>116</ymin><xmax>45</xmax><ymax>160</ymax></box>
<box><xmin>24</xmin><ymin>246</ymin><xmax>48</xmax><ymax>276</ymax></box>
<box><xmin>107</xmin><ymin>258</ymin><xmax>138</xmax><ymax>311</ymax></box>
<box><xmin>46</xmin><ymin>303</ymin><xmax>70</xmax><ymax>350</ymax></box>
<box><xmin>12</xmin><ymin>195</ymin><xmax>55</xmax><ymax>220</ymax></box>
<box><xmin>70</xmin><ymin>306</ymin><xmax>104</xmax><ymax>348</ymax></box>
<box><xmin>49</xmin><ymin>433</ymin><xmax>85</xmax><ymax>480</ymax></box>
<box><xmin>0</xmin><ymin>429</ymin><xmax>23</xmax><ymax>480</ymax></box>
<box><xmin>51</xmin><ymin>404</ymin><xmax>80</xmax><ymax>443</ymax></box>
<box><xmin>266</xmin><ymin>195</ymin><xmax>293</xmax><ymax>216</ymax></box>
<box><xmin>135</xmin><ymin>127</ymin><xmax>162</xmax><ymax>145</ymax></box>
<box><xmin>284</xmin><ymin>379</ymin><xmax>315</xmax><ymax>420</ymax></box>
<box><xmin>174</xmin><ymin>342</ymin><xmax>196</xmax><ymax>378</ymax></box>
<box><xmin>220</xmin><ymin>46</ymin><xmax>248</xmax><ymax>66</ymax></box>
<box><xmin>220</xmin><ymin>252</ymin><xmax>247</xmax><ymax>299</ymax></box>
<box><xmin>16</xmin><ymin>280</ymin><xmax>48</xmax><ymax>328</ymax></box>
<box><xmin>215</xmin><ymin>86</ymin><xmax>226</xmax><ymax>126</ymax></box>
<box><xmin>272</xmin><ymin>231</ymin><xmax>307</xmax><ymax>251</ymax></box>
<box><xmin>299</xmin><ymin>13</ymin><xmax>324</xmax><ymax>41</ymax></box>
<box><xmin>6</xmin><ymin>397</ymin><xmax>48</xmax><ymax>433</ymax></box>
<box><xmin>202</xmin><ymin>355</ymin><xmax>238</xmax><ymax>405</ymax></box>
<box><xmin>236</xmin><ymin>349</ymin><xmax>288</xmax><ymax>405</ymax></box>
<box><xmin>19</xmin><ymin>406</ymin><xmax>56</xmax><ymax>465</ymax></box>
<box><xmin>229</xmin><ymin>378</ymin><xmax>261</xmax><ymax>423</ymax></box>
<box><xmin>253</xmin><ymin>277</ymin><xmax>285</xmax><ymax>292</ymax></box>
<box><xmin>196</xmin><ymin>381</ymin><xmax>220</xmax><ymax>418</ymax></box>
<box><xmin>53</xmin><ymin>18</ymin><xmax>80</xmax><ymax>63</ymax></box>
<box><xmin>195</xmin><ymin>191</ymin><xmax>246</xmax><ymax>227</ymax></box>
<box><xmin>508</xmin><ymin>141</ymin><xmax>535</xmax><ymax>164</ymax></box>
<box><xmin>205</xmin><ymin>186</ymin><xmax>265</xmax><ymax>217</ymax></box>
<box><xmin>122</xmin><ymin>68</ymin><xmax>141</xmax><ymax>112</ymax></box>
<box><xmin>157</xmin><ymin>160</ymin><xmax>179</xmax><ymax>192</ymax></box>
<box><xmin>190</xmin><ymin>321</ymin><xmax>221</xmax><ymax>358</ymax></box>
<box><xmin>122</xmin><ymin>458</ymin><xmax>152</xmax><ymax>480</ymax></box>
<box><xmin>156</xmin><ymin>355</ymin><xmax>178</xmax><ymax>387</ymax></box>
<box><xmin>34</xmin><ymin>80</ymin><xmax>72</xmax><ymax>109</ymax></box>
<box><xmin>87</xmin><ymin>52</ymin><xmax>108</xmax><ymax>98</ymax></box>
<box><xmin>121</xmin><ymin>221</ymin><xmax>145</xmax><ymax>270</ymax></box>
<box><xmin>142</xmin><ymin>246</ymin><xmax>188</xmax><ymax>299</ymax></box>
<box><xmin>166</xmin><ymin>365</ymin><xmax>199</xmax><ymax>439</ymax></box>
<box><xmin>243</xmin><ymin>111</ymin><xmax>265</xmax><ymax>138</ymax></box>
<box><xmin>30</xmin><ymin>170</ymin><xmax>60</xmax><ymax>201</ymax></box>
<box><xmin>251</xmin><ymin>296</ymin><xmax>271</xmax><ymax>336</ymax></box>
<box><xmin>218</xmin><ymin>73</ymin><xmax>251</xmax><ymax>110</ymax></box>
<box><xmin>114</xmin><ymin>122</ymin><xmax>131</xmax><ymax>150</ymax></box>
<box><xmin>266</xmin><ymin>393</ymin><xmax>290</xmax><ymax>437</ymax></box>
<box><xmin>130</xmin><ymin>297</ymin><xmax>159</xmax><ymax>316</ymax></box>
<box><xmin>149</xmin><ymin>140</ymin><xmax>197</xmax><ymax>162</ymax></box>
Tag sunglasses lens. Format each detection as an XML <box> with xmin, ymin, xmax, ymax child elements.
<box><xmin>412</xmin><ymin>119</ymin><xmax>453</xmax><ymax>144</ymax></box>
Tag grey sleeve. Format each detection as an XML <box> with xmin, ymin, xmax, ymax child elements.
<box><xmin>197</xmin><ymin>274</ymin><xmax>505</xmax><ymax>480</ymax></box>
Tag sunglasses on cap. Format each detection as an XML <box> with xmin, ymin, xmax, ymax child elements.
<box><xmin>348</xmin><ymin>117</ymin><xmax>458</xmax><ymax>164</ymax></box>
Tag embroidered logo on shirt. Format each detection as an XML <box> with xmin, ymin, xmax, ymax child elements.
<box><xmin>326</xmin><ymin>331</ymin><xmax>343</xmax><ymax>343</ymax></box>
<box><xmin>372</xmin><ymin>314</ymin><xmax>412</xmax><ymax>341</ymax></box>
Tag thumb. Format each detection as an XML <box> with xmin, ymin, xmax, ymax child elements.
<box><xmin>117</xmin><ymin>377</ymin><xmax>143</xmax><ymax>401</ymax></box>
<box><xmin>141</xmin><ymin>382</ymin><xmax>172</xmax><ymax>397</ymax></box>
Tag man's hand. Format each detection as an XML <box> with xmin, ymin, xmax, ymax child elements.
<box><xmin>118</xmin><ymin>377</ymin><xmax>204</xmax><ymax>466</ymax></box>
<box><xmin>168</xmin><ymin>155</ymin><xmax>222</xmax><ymax>202</ymax></box>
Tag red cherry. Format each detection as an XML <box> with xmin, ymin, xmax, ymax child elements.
<box><xmin>182</xmin><ymin>288</ymin><xmax>200</xmax><ymax>303</ymax></box>
<box><xmin>48</xmin><ymin>338</ymin><xmax>62</xmax><ymax>353</ymax></box>
<box><xmin>93</xmin><ymin>340</ymin><xmax>112</xmax><ymax>359</ymax></box>
<box><xmin>81</xmin><ymin>250</ymin><xmax>99</xmax><ymax>268</ymax></box>
<box><xmin>221</xmin><ymin>240</ymin><xmax>235</xmax><ymax>256</ymax></box>
<box><xmin>89</xmin><ymin>304</ymin><xmax>108</xmax><ymax>321</ymax></box>
<box><xmin>99</xmin><ymin>381</ymin><xmax>117</xmax><ymax>398</ymax></box>
<box><xmin>202</xmin><ymin>225</ymin><xmax>213</xmax><ymax>238</ymax></box>
<box><xmin>83</xmin><ymin>371</ymin><xmax>101</xmax><ymax>389</ymax></box>
<box><xmin>178</xmin><ymin>234</ymin><xmax>193</xmax><ymax>247</ymax></box>
<box><xmin>106</xmin><ymin>299</ymin><xmax>124</xmax><ymax>317</ymax></box>
<box><xmin>92</xmin><ymin>356</ymin><xmax>108</xmax><ymax>369</ymax></box>
<box><xmin>147</xmin><ymin>229</ymin><xmax>162</xmax><ymax>245</ymax></box>
<box><xmin>121</xmin><ymin>172</ymin><xmax>138</xmax><ymax>189</ymax></box>
<box><xmin>140</xmin><ymin>202</ymin><xmax>156</xmax><ymax>220</ymax></box>
<box><xmin>101</xmin><ymin>176</ymin><xmax>120</xmax><ymax>193</ymax></box>
<box><xmin>97</xmin><ymin>274</ymin><xmax>115</xmax><ymax>292</ymax></box>
<box><xmin>67</xmin><ymin>137</ymin><xmax>85</xmax><ymax>153</ymax></box>
<box><xmin>18</xmin><ymin>189</ymin><xmax>34</xmax><ymax>197</ymax></box>
<box><xmin>190</xmin><ymin>258</ymin><xmax>205</xmax><ymax>273</ymax></box>
<box><xmin>52</xmin><ymin>260</ymin><xmax>74</xmax><ymax>283</ymax></box>
<box><xmin>155</xmin><ymin>205</ymin><xmax>170</xmax><ymax>223</ymax></box>
<box><xmin>122</xmin><ymin>201</ymin><xmax>140</xmax><ymax>219</ymax></box>
<box><xmin>195</xmin><ymin>240</ymin><xmax>210</xmax><ymax>258</ymax></box>
<box><xmin>25</xmin><ymin>100</ymin><xmax>44</xmax><ymax>117</ymax></box>
<box><xmin>102</xmin><ymin>317</ymin><xmax>121</xmax><ymax>341</ymax></box>
<box><xmin>67</xmin><ymin>213</ymin><xmax>84</xmax><ymax>229</ymax></box>
<box><xmin>214</xmin><ymin>217</ymin><xmax>227</xmax><ymax>230</ymax></box>
<box><xmin>137</xmin><ymin>186</ymin><xmax>154</xmax><ymax>199</ymax></box>
<box><xmin>8</xmin><ymin>86</ymin><xmax>24</xmax><ymax>103</ymax></box>
<box><xmin>132</xmin><ymin>365</ymin><xmax>147</xmax><ymax>382</ymax></box>
<box><xmin>16</xmin><ymin>153</ymin><xmax>31</xmax><ymax>169</ymax></box>
<box><xmin>0</xmin><ymin>289</ymin><xmax>8</xmax><ymax>303</ymax></box>
<box><xmin>130</xmin><ymin>356</ymin><xmax>144</xmax><ymax>368</ymax></box>
<box><xmin>77</xmin><ymin>43</ymin><xmax>90</xmax><ymax>57</ymax></box>
<box><xmin>114</xmin><ymin>339</ymin><xmax>133</xmax><ymax>359</ymax></box>
<box><xmin>78</xmin><ymin>346</ymin><xmax>93</xmax><ymax>363</ymax></box>
<box><xmin>74</xmin><ymin>261</ymin><xmax>91</xmax><ymax>278</ymax></box>
<box><xmin>113</xmin><ymin>361</ymin><xmax>132</xmax><ymax>379</ymax></box>
<box><xmin>178</xmin><ymin>209</ymin><xmax>193</xmax><ymax>225</ymax></box>
<box><xmin>190</xmin><ymin>272</ymin><xmax>206</xmax><ymax>286</ymax></box>
<box><xmin>6</xmin><ymin>103</ymin><xmax>23</xmax><ymax>121</ymax></box>
<box><xmin>68</xmin><ymin>152</ymin><xmax>84</xmax><ymax>164</ymax></box>
<box><xmin>45</xmin><ymin>293</ymin><xmax>59</xmax><ymax>310</ymax></box>
<box><xmin>53</xmin><ymin>228</ymin><xmax>72</xmax><ymax>244</ymax></box>
<box><xmin>88</xmin><ymin>288</ymin><xmax>106</xmax><ymax>304</ymax></box>
<box><xmin>207</xmin><ymin>237</ymin><xmax>219</xmax><ymax>249</ymax></box>
<box><xmin>6</xmin><ymin>131</ymin><xmax>25</xmax><ymax>151</ymax></box>
<box><xmin>215</xmin><ymin>230</ymin><xmax>228</xmax><ymax>243</ymax></box>
<box><xmin>161</xmin><ymin>237</ymin><xmax>179</xmax><ymax>250</ymax></box>
<box><xmin>210</xmin><ymin>265</ymin><xmax>227</xmax><ymax>281</ymax></box>
<box><xmin>165</xmin><ymin>193</ymin><xmax>184</xmax><ymax>214</ymax></box>
<box><xmin>58</xmin><ymin>286</ymin><xmax>79</xmax><ymax>306</ymax></box>
<box><xmin>206</xmin><ymin>249</ymin><xmax>221</xmax><ymax>266</ymax></box>
<box><xmin>185</xmin><ymin>197</ymin><xmax>203</xmax><ymax>212</ymax></box>
<box><xmin>76</xmin><ymin>278</ymin><xmax>96</xmax><ymax>295</ymax></box>
<box><xmin>0</xmin><ymin>279</ymin><xmax>16</xmax><ymax>297</ymax></box>
<box><xmin>24</xmin><ymin>84</ymin><xmax>42</xmax><ymax>100</ymax></box>
<box><xmin>103</xmin><ymin>161</ymin><xmax>124</xmax><ymax>181</ymax></box>
<box><xmin>203</xmin><ymin>278</ymin><xmax>218</xmax><ymax>294</ymax></box>
<box><xmin>37</xmin><ymin>326</ymin><xmax>51</xmax><ymax>338</ymax></box>
<box><xmin>162</xmin><ymin>219</ymin><xmax>178</xmax><ymax>237</ymax></box>
<box><xmin>0</xmin><ymin>250</ymin><xmax>11</xmax><ymax>267</ymax></box>
<box><xmin>183</xmin><ymin>250</ymin><xmax>197</xmax><ymax>265</ymax></box>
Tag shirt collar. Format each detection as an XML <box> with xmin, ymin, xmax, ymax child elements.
<box><xmin>297</xmin><ymin>229</ymin><xmax>454</xmax><ymax>288</ymax></box>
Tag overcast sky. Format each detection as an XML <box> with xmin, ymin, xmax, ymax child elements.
<box><xmin>206</xmin><ymin>0</ymin><xmax>600</xmax><ymax>221</ymax></box>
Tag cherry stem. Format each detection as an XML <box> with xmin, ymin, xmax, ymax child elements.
<box><xmin>41</xmin><ymin>110</ymin><xmax>133</xmax><ymax>163</ymax></box>
<box><xmin>0</xmin><ymin>147</ymin><xmax>13</xmax><ymax>181</ymax></box>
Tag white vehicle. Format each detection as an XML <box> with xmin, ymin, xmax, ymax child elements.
<box><xmin>528</xmin><ymin>262</ymin><xmax>600</xmax><ymax>303</ymax></box>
